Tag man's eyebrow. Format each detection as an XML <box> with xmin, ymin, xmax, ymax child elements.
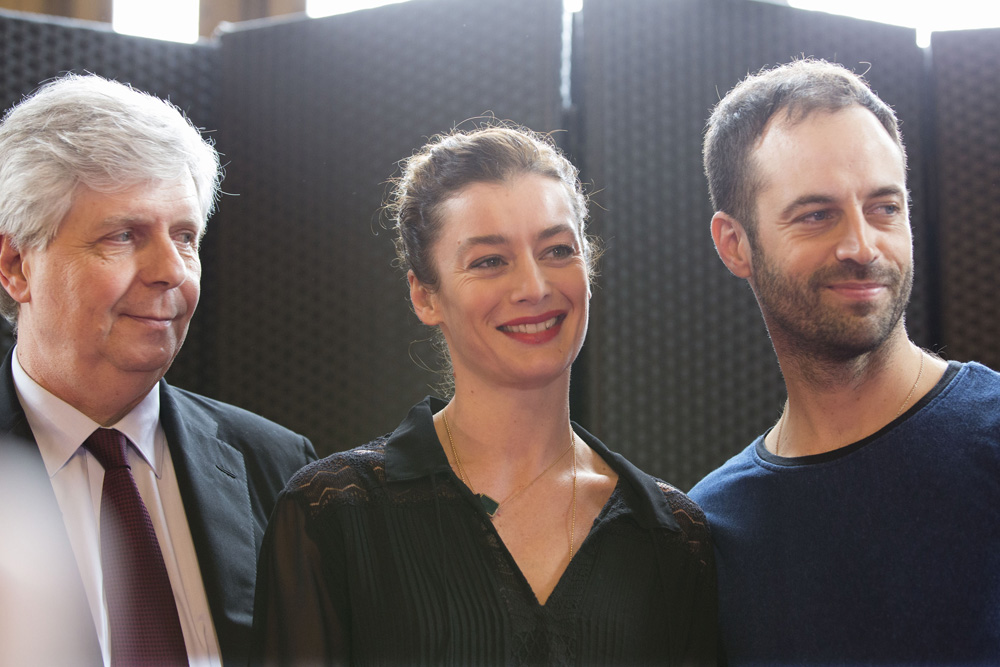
<box><xmin>779</xmin><ymin>186</ymin><xmax>908</xmax><ymax>219</ymax></box>
<box><xmin>97</xmin><ymin>214</ymin><xmax>205</xmax><ymax>228</ymax></box>
<box><xmin>869</xmin><ymin>185</ymin><xmax>908</xmax><ymax>202</ymax></box>
<box><xmin>780</xmin><ymin>195</ymin><xmax>835</xmax><ymax>219</ymax></box>
<box><xmin>97</xmin><ymin>214</ymin><xmax>138</xmax><ymax>227</ymax></box>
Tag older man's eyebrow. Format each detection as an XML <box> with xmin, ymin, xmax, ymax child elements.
<box><xmin>96</xmin><ymin>214</ymin><xmax>139</xmax><ymax>226</ymax></box>
<box><xmin>96</xmin><ymin>213</ymin><xmax>205</xmax><ymax>229</ymax></box>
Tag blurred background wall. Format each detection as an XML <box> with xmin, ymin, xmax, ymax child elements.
<box><xmin>1</xmin><ymin>0</ymin><xmax>997</xmax><ymax>491</ymax></box>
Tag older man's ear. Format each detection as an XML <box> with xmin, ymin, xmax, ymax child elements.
<box><xmin>0</xmin><ymin>235</ymin><xmax>29</xmax><ymax>304</ymax></box>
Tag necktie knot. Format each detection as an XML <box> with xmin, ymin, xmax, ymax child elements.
<box><xmin>84</xmin><ymin>428</ymin><xmax>131</xmax><ymax>471</ymax></box>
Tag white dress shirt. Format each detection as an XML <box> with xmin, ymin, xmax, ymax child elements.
<box><xmin>12</xmin><ymin>348</ymin><xmax>222</xmax><ymax>667</ymax></box>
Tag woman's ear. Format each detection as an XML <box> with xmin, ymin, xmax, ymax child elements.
<box><xmin>711</xmin><ymin>212</ymin><xmax>754</xmax><ymax>279</ymax></box>
<box><xmin>408</xmin><ymin>270</ymin><xmax>443</xmax><ymax>326</ymax></box>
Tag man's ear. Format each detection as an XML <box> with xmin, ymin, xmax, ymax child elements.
<box><xmin>711</xmin><ymin>212</ymin><xmax>754</xmax><ymax>279</ymax></box>
<box><xmin>408</xmin><ymin>270</ymin><xmax>442</xmax><ymax>327</ymax></box>
<box><xmin>0</xmin><ymin>235</ymin><xmax>30</xmax><ymax>304</ymax></box>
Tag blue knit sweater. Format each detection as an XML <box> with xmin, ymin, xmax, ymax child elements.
<box><xmin>690</xmin><ymin>361</ymin><xmax>1000</xmax><ymax>665</ymax></box>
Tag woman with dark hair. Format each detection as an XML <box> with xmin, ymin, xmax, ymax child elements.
<box><xmin>252</xmin><ymin>125</ymin><xmax>717</xmax><ymax>666</ymax></box>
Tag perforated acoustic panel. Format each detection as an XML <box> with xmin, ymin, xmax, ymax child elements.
<box><xmin>581</xmin><ymin>0</ymin><xmax>929</xmax><ymax>490</ymax></box>
<box><xmin>932</xmin><ymin>28</ymin><xmax>1000</xmax><ymax>370</ymax></box>
<box><xmin>0</xmin><ymin>10</ymin><xmax>219</xmax><ymax>391</ymax></box>
<box><xmin>215</xmin><ymin>0</ymin><xmax>564</xmax><ymax>455</ymax></box>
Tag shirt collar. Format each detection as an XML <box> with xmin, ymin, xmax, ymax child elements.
<box><xmin>384</xmin><ymin>396</ymin><xmax>680</xmax><ymax>532</ymax></box>
<box><xmin>384</xmin><ymin>396</ymin><xmax>453</xmax><ymax>480</ymax></box>
<box><xmin>12</xmin><ymin>346</ymin><xmax>163</xmax><ymax>478</ymax></box>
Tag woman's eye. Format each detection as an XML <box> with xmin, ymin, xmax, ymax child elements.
<box><xmin>471</xmin><ymin>255</ymin><xmax>504</xmax><ymax>269</ymax></box>
<box><xmin>548</xmin><ymin>244</ymin><xmax>576</xmax><ymax>259</ymax></box>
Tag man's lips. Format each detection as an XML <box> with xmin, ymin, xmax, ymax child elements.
<box><xmin>123</xmin><ymin>313</ymin><xmax>181</xmax><ymax>325</ymax></box>
<box><xmin>826</xmin><ymin>281</ymin><xmax>887</xmax><ymax>298</ymax></box>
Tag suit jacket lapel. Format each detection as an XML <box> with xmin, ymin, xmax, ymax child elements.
<box><xmin>0</xmin><ymin>349</ymin><xmax>35</xmax><ymax>442</ymax></box>
<box><xmin>158</xmin><ymin>380</ymin><xmax>257</xmax><ymax>663</ymax></box>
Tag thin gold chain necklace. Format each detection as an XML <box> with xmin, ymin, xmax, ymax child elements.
<box><xmin>442</xmin><ymin>410</ymin><xmax>579</xmax><ymax>558</ymax></box>
<box><xmin>775</xmin><ymin>351</ymin><xmax>925</xmax><ymax>456</ymax></box>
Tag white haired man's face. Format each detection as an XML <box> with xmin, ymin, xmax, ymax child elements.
<box><xmin>12</xmin><ymin>177</ymin><xmax>203</xmax><ymax>404</ymax></box>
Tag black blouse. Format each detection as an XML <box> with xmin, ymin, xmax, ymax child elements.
<box><xmin>252</xmin><ymin>397</ymin><xmax>717</xmax><ymax>666</ymax></box>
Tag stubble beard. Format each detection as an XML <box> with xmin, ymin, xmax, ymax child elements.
<box><xmin>750</xmin><ymin>243</ymin><xmax>914</xmax><ymax>366</ymax></box>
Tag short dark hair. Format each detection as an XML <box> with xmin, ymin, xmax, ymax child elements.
<box><xmin>703</xmin><ymin>59</ymin><xmax>905</xmax><ymax>239</ymax></box>
<box><xmin>388</xmin><ymin>123</ymin><xmax>592</xmax><ymax>291</ymax></box>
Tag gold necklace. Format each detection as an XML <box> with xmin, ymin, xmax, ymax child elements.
<box><xmin>775</xmin><ymin>351</ymin><xmax>925</xmax><ymax>456</ymax></box>
<box><xmin>569</xmin><ymin>440</ymin><xmax>577</xmax><ymax>559</ymax></box>
<box><xmin>442</xmin><ymin>411</ymin><xmax>579</xmax><ymax>558</ymax></box>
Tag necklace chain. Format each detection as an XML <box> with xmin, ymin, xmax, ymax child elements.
<box><xmin>442</xmin><ymin>409</ymin><xmax>578</xmax><ymax>558</ymax></box>
<box><xmin>775</xmin><ymin>351</ymin><xmax>925</xmax><ymax>456</ymax></box>
<box><xmin>570</xmin><ymin>440</ymin><xmax>577</xmax><ymax>559</ymax></box>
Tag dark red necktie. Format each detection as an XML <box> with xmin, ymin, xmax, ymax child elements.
<box><xmin>84</xmin><ymin>428</ymin><xmax>189</xmax><ymax>667</ymax></box>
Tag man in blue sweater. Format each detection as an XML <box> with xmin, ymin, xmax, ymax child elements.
<box><xmin>690</xmin><ymin>59</ymin><xmax>1000</xmax><ymax>665</ymax></box>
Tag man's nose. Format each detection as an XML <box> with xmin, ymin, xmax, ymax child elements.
<box><xmin>140</xmin><ymin>235</ymin><xmax>190</xmax><ymax>288</ymax></box>
<box><xmin>834</xmin><ymin>208</ymin><xmax>880</xmax><ymax>265</ymax></box>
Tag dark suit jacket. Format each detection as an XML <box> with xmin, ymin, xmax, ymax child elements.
<box><xmin>0</xmin><ymin>349</ymin><xmax>316</xmax><ymax>667</ymax></box>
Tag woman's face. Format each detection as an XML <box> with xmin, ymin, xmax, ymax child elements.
<box><xmin>409</xmin><ymin>173</ymin><xmax>590</xmax><ymax>392</ymax></box>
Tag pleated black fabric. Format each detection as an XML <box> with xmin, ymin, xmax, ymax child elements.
<box><xmin>252</xmin><ymin>397</ymin><xmax>717</xmax><ymax>666</ymax></box>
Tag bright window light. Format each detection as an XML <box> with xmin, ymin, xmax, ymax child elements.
<box><xmin>112</xmin><ymin>0</ymin><xmax>199</xmax><ymax>43</ymax></box>
<box><xmin>787</xmin><ymin>0</ymin><xmax>1000</xmax><ymax>48</ymax></box>
<box><xmin>308</xmin><ymin>0</ymin><xmax>412</xmax><ymax>18</ymax></box>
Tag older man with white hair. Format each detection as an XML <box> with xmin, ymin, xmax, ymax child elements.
<box><xmin>0</xmin><ymin>74</ymin><xmax>315</xmax><ymax>667</ymax></box>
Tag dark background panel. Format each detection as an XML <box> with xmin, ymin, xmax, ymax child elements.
<box><xmin>214</xmin><ymin>0</ymin><xmax>565</xmax><ymax>455</ymax></box>
<box><xmin>0</xmin><ymin>9</ymin><xmax>220</xmax><ymax>390</ymax></box>
<box><xmin>0</xmin><ymin>1</ymin><xmax>997</xmax><ymax>493</ymax></box>
<box><xmin>580</xmin><ymin>0</ymin><xmax>929</xmax><ymax>490</ymax></box>
<box><xmin>932</xmin><ymin>28</ymin><xmax>1000</xmax><ymax>369</ymax></box>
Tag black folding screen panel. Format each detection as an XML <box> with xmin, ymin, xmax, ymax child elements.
<box><xmin>0</xmin><ymin>2</ymin><xmax>997</xmax><ymax>487</ymax></box>
<box><xmin>932</xmin><ymin>28</ymin><xmax>1000</xmax><ymax>371</ymax></box>
<box><xmin>0</xmin><ymin>9</ymin><xmax>219</xmax><ymax>389</ymax></box>
<box><xmin>213</xmin><ymin>0</ymin><xmax>565</xmax><ymax>454</ymax></box>
<box><xmin>580</xmin><ymin>0</ymin><xmax>929</xmax><ymax>489</ymax></box>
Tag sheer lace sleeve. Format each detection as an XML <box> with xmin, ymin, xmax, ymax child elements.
<box><xmin>251</xmin><ymin>491</ymin><xmax>349</xmax><ymax>667</ymax></box>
